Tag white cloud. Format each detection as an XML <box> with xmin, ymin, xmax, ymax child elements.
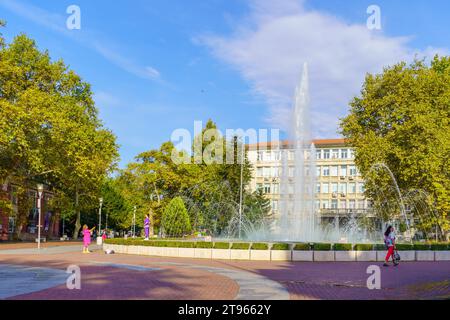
<box><xmin>199</xmin><ymin>0</ymin><xmax>448</xmax><ymax>138</ymax></box>
<box><xmin>94</xmin><ymin>91</ymin><xmax>121</xmax><ymax>108</ymax></box>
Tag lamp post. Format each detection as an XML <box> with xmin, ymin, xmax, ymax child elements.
<box><xmin>238</xmin><ymin>139</ymin><xmax>245</xmax><ymax>239</ymax></box>
<box><xmin>37</xmin><ymin>184</ymin><xmax>44</xmax><ymax>250</ymax></box>
<box><xmin>133</xmin><ymin>206</ymin><xmax>137</xmax><ymax>238</ymax></box>
<box><xmin>97</xmin><ymin>198</ymin><xmax>103</xmax><ymax>244</ymax></box>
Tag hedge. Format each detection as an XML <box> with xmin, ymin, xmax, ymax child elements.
<box><xmin>354</xmin><ymin>244</ymin><xmax>374</xmax><ymax>251</ymax></box>
<box><xmin>373</xmin><ymin>244</ymin><xmax>386</xmax><ymax>251</ymax></box>
<box><xmin>413</xmin><ymin>243</ymin><xmax>430</xmax><ymax>251</ymax></box>
<box><xmin>430</xmin><ymin>243</ymin><xmax>449</xmax><ymax>251</ymax></box>
<box><xmin>231</xmin><ymin>243</ymin><xmax>250</xmax><ymax>250</ymax></box>
<box><xmin>251</xmin><ymin>243</ymin><xmax>269</xmax><ymax>250</ymax></box>
<box><xmin>272</xmin><ymin>243</ymin><xmax>290</xmax><ymax>250</ymax></box>
<box><xmin>333</xmin><ymin>243</ymin><xmax>353</xmax><ymax>251</ymax></box>
<box><xmin>313</xmin><ymin>243</ymin><xmax>332</xmax><ymax>251</ymax></box>
<box><xmin>293</xmin><ymin>243</ymin><xmax>311</xmax><ymax>251</ymax></box>
<box><xmin>396</xmin><ymin>244</ymin><xmax>414</xmax><ymax>251</ymax></box>
<box><xmin>214</xmin><ymin>242</ymin><xmax>230</xmax><ymax>249</ymax></box>
<box><xmin>195</xmin><ymin>242</ymin><xmax>213</xmax><ymax>249</ymax></box>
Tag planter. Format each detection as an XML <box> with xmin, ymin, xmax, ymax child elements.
<box><xmin>271</xmin><ymin>250</ymin><xmax>292</xmax><ymax>261</ymax></box>
<box><xmin>292</xmin><ymin>251</ymin><xmax>313</xmax><ymax>261</ymax></box>
<box><xmin>416</xmin><ymin>251</ymin><xmax>434</xmax><ymax>261</ymax></box>
<box><xmin>230</xmin><ymin>249</ymin><xmax>250</xmax><ymax>260</ymax></box>
<box><xmin>194</xmin><ymin>248</ymin><xmax>212</xmax><ymax>259</ymax></box>
<box><xmin>313</xmin><ymin>251</ymin><xmax>335</xmax><ymax>262</ymax></box>
<box><xmin>250</xmin><ymin>250</ymin><xmax>271</xmax><ymax>261</ymax></box>
<box><xmin>164</xmin><ymin>247</ymin><xmax>179</xmax><ymax>257</ymax></box>
<box><xmin>178</xmin><ymin>247</ymin><xmax>195</xmax><ymax>258</ymax></box>
<box><xmin>435</xmin><ymin>251</ymin><xmax>450</xmax><ymax>261</ymax></box>
<box><xmin>355</xmin><ymin>251</ymin><xmax>376</xmax><ymax>261</ymax></box>
<box><xmin>335</xmin><ymin>251</ymin><xmax>356</xmax><ymax>261</ymax></box>
<box><xmin>212</xmin><ymin>249</ymin><xmax>230</xmax><ymax>260</ymax></box>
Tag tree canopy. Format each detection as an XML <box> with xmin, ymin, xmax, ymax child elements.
<box><xmin>340</xmin><ymin>56</ymin><xmax>450</xmax><ymax>238</ymax></box>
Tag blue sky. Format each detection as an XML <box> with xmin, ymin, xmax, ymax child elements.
<box><xmin>1</xmin><ymin>0</ymin><xmax>449</xmax><ymax>167</ymax></box>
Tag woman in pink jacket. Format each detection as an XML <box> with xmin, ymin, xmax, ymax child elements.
<box><xmin>82</xmin><ymin>225</ymin><xmax>95</xmax><ymax>254</ymax></box>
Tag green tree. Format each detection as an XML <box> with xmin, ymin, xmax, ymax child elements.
<box><xmin>0</xmin><ymin>32</ymin><xmax>118</xmax><ymax>238</ymax></box>
<box><xmin>340</xmin><ymin>56</ymin><xmax>450</xmax><ymax>238</ymax></box>
<box><xmin>161</xmin><ymin>197</ymin><xmax>191</xmax><ymax>237</ymax></box>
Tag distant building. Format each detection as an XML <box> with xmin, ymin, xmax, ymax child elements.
<box><xmin>247</xmin><ymin>139</ymin><xmax>374</xmax><ymax>227</ymax></box>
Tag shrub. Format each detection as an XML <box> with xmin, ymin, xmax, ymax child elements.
<box><xmin>196</xmin><ymin>242</ymin><xmax>213</xmax><ymax>249</ymax></box>
<box><xmin>312</xmin><ymin>243</ymin><xmax>332</xmax><ymax>251</ymax></box>
<box><xmin>161</xmin><ymin>197</ymin><xmax>191</xmax><ymax>237</ymax></box>
<box><xmin>374</xmin><ymin>244</ymin><xmax>386</xmax><ymax>251</ymax></box>
<box><xmin>214</xmin><ymin>242</ymin><xmax>230</xmax><ymax>249</ymax></box>
<box><xmin>413</xmin><ymin>243</ymin><xmax>431</xmax><ymax>251</ymax></box>
<box><xmin>333</xmin><ymin>243</ymin><xmax>353</xmax><ymax>251</ymax></box>
<box><xmin>293</xmin><ymin>243</ymin><xmax>311</xmax><ymax>251</ymax></box>
<box><xmin>251</xmin><ymin>243</ymin><xmax>269</xmax><ymax>250</ymax></box>
<box><xmin>430</xmin><ymin>243</ymin><xmax>449</xmax><ymax>251</ymax></box>
<box><xmin>396</xmin><ymin>244</ymin><xmax>414</xmax><ymax>251</ymax></box>
<box><xmin>354</xmin><ymin>244</ymin><xmax>374</xmax><ymax>251</ymax></box>
<box><xmin>231</xmin><ymin>243</ymin><xmax>250</xmax><ymax>250</ymax></box>
<box><xmin>177</xmin><ymin>242</ymin><xmax>196</xmax><ymax>248</ymax></box>
<box><xmin>272</xmin><ymin>243</ymin><xmax>290</xmax><ymax>250</ymax></box>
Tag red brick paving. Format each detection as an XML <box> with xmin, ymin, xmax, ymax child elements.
<box><xmin>0</xmin><ymin>241</ymin><xmax>82</xmax><ymax>250</ymax></box>
<box><xmin>1</xmin><ymin>249</ymin><xmax>449</xmax><ymax>300</ymax></box>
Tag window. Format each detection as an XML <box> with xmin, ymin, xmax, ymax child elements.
<box><xmin>323</xmin><ymin>149</ymin><xmax>330</xmax><ymax>159</ymax></box>
<box><xmin>316</xmin><ymin>166</ymin><xmax>321</xmax><ymax>177</ymax></box>
<box><xmin>272</xmin><ymin>200</ymin><xmax>279</xmax><ymax>212</ymax></box>
<box><xmin>330</xmin><ymin>166</ymin><xmax>338</xmax><ymax>177</ymax></box>
<box><xmin>339</xmin><ymin>183</ymin><xmax>347</xmax><ymax>194</ymax></box>
<box><xmin>358</xmin><ymin>200</ymin><xmax>365</xmax><ymax>209</ymax></box>
<box><xmin>257</xmin><ymin>151</ymin><xmax>264</xmax><ymax>161</ymax></box>
<box><xmin>316</xmin><ymin>183</ymin><xmax>321</xmax><ymax>193</ymax></box>
<box><xmin>341</xmin><ymin>149</ymin><xmax>348</xmax><ymax>159</ymax></box>
<box><xmin>263</xmin><ymin>167</ymin><xmax>270</xmax><ymax>177</ymax></box>
<box><xmin>315</xmin><ymin>200</ymin><xmax>320</xmax><ymax>210</ymax></box>
<box><xmin>288</xmin><ymin>151</ymin><xmax>294</xmax><ymax>160</ymax></box>
<box><xmin>271</xmin><ymin>167</ymin><xmax>279</xmax><ymax>177</ymax></box>
<box><xmin>332</xmin><ymin>149</ymin><xmax>339</xmax><ymax>159</ymax></box>
<box><xmin>340</xmin><ymin>165</ymin><xmax>347</xmax><ymax>177</ymax></box>
<box><xmin>289</xmin><ymin>167</ymin><xmax>295</xmax><ymax>178</ymax></box>
<box><xmin>349</xmin><ymin>183</ymin><xmax>356</xmax><ymax>193</ymax></box>
<box><xmin>331</xmin><ymin>183</ymin><xmax>338</xmax><ymax>193</ymax></box>
<box><xmin>322</xmin><ymin>200</ymin><xmax>330</xmax><ymax>209</ymax></box>
<box><xmin>288</xmin><ymin>184</ymin><xmax>294</xmax><ymax>194</ymax></box>
<box><xmin>349</xmin><ymin>149</ymin><xmax>355</xmax><ymax>159</ymax></box>
<box><xmin>322</xmin><ymin>166</ymin><xmax>330</xmax><ymax>176</ymax></box>
<box><xmin>322</xmin><ymin>183</ymin><xmax>329</xmax><ymax>194</ymax></box>
<box><xmin>257</xmin><ymin>167</ymin><xmax>263</xmax><ymax>177</ymax></box>
<box><xmin>264</xmin><ymin>184</ymin><xmax>271</xmax><ymax>194</ymax></box>
<box><xmin>331</xmin><ymin>199</ymin><xmax>338</xmax><ymax>209</ymax></box>
<box><xmin>316</xmin><ymin>150</ymin><xmax>322</xmax><ymax>159</ymax></box>
<box><xmin>349</xmin><ymin>200</ymin><xmax>356</xmax><ymax>209</ymax></box>
<box><xmin>273</xmin><ymin>184</ymin><xmax>279</xmax><ymax>194</ymax></box>
<box><xmin>265</xmin><ymin>152</ymin><xmax>271</xmax><ymax>161</ymax></box>
<box><xmin>339</xmin><ymin>200</ymin><xmax>347</xmax><ymax>209</ymax></box>
<box><xmin>349</xmin><ymin>165</ymin><xmax>357</xmax><ymax>176</ymax></box>
<box><xmin>358</xmin><ymin>183</ymin><xmax>365</xmax><ymax>193</ymax></box>
<box><xmin>257</xmin><ymin>184</ymin><xmax>263</xmax><ymax>192</ymax></box>
<box><xmin>273</xmin><ymin>151</ymin><xmax>281</xmax><ymax>161</ymax></box>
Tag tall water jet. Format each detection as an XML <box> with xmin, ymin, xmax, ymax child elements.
<box><xmin>277</xmin><ymin>63</ymin><xmax>317</xmax><ymax>241</ymax></box>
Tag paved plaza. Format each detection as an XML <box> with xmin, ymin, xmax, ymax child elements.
<box><xmin>0</xmin><ymin>242</ymin><xmax>449</xmax><ymax>300</ymax></box>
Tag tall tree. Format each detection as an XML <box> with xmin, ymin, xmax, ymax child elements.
<box><xmin>340</xmin><ymin>57</ymin><xmax>450</xmax><ymax>238</ymax></box>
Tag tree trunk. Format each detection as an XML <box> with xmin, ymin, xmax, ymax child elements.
<box><xmin>73</xmin><ymin>187</ymin><xmax>81</xmax><ymax>240</ymax></box>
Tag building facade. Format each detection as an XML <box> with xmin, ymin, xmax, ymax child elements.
<box><xmin>247</xmin><ymin>139</ymin><xmax>373</xmax><ymax>226</ymax></box>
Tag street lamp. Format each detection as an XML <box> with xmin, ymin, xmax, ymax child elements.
<box><xmin>97</xmin><ymin>197</ymin><xmax>103</xmax><ymax>244</ymax></box>
<box><xmin>37</xmin><ymin>184</ymin><xmax>44</xmax><ymax>250</ymax></box>
<box><xmin>133</xmin><ymin>206</ymin><xmax>137</xmax><ymax>238</ymax></box>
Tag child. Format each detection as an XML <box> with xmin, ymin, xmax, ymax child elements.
<box><xmin>144</xmin><ymin>214</ymin><xmax>150</xmax><ymax>240</ymax></box>
<box><xmin>82</xmin><ymin>225</ymin><xmax>95</xmax><ymax>253</ymax></box>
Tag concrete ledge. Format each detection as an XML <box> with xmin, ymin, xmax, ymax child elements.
<box><xmin>250</xmin><ymin>250</ymin><xmax>270</xmax><ymax>261</ymax></box>
<box><xmin>271</xmin><ymin>250</ymin><xmax>292</xmax><ymax>261</ymax></box>
<box><xmin>212</xmin><ymin>249</ymin><xmax>230</xmax><ymax>260</ymax></box>
<box><xmin>435</xmin><ymin>251</ymin><xmax>450</xmax><ymax>261</ymax></box>
<box><xmin>178</xmin><ymin>248</ymin><xmax>195</xmax><ymax>258</ymax></box>
<box><xmin>416</xmin><ymin>251</ymin><xmax>434</xmax><ymax>261</ymax></box>
<box><xmin>314</xmin><ymin>251</ymin><xmax>335</xmax><ymax>262</ymax></box>
<box><xmin>164</xmin><ymin>247</ymin><xmax>179</xmax><ymax>258</ymax></box>
<box><xmin>398</xmin><ymin>251</ymin><xmax>416</xmax><ymax>261</ymax></box>
<box><xmin>335</xmin><ymin>251</ymin><xmax>356</xmax><ymax>262</ymax></box>
<box><xmin>376</xmin><ymin>251</ymin><xmax>386</xmax><ymax>262</ymax></box>
<box><xmin>292</xmin><ymin>251</ymin><xmax>313</xmax><ymax>261</ymax></box>
<box><xmin>194</xmin><ymin>248</ymin><xmax>212</xmax><ymax>259</ymax></box>
<box><xmin>356</xmin><ymin>251</ymin><xmax>376</xmax><ymax>262</ymax></box>
<box><xmin>230</xmin><ymin>249</ymin><xmax>250</xmax><ymax>260</ymax></box>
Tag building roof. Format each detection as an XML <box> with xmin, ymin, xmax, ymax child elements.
<box><xmin>246</xmin><ymin>138</ymin><xmax>348</xmax><ymax>150</ymax></box>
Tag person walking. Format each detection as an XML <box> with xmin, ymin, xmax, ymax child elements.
<box><xmin>82</xmin><ymin>225</ymin><xmax>95</xmax><ymax>254</ymax></box>
<box><xmin>383</xmin><ymin>225</ymin><xmax>397</xmax><ymax>267</ymax></box>
<box><xmin>144</xmin><ymin>214</ymin><xmax>150</xmax><ymax>240</ymax></box>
